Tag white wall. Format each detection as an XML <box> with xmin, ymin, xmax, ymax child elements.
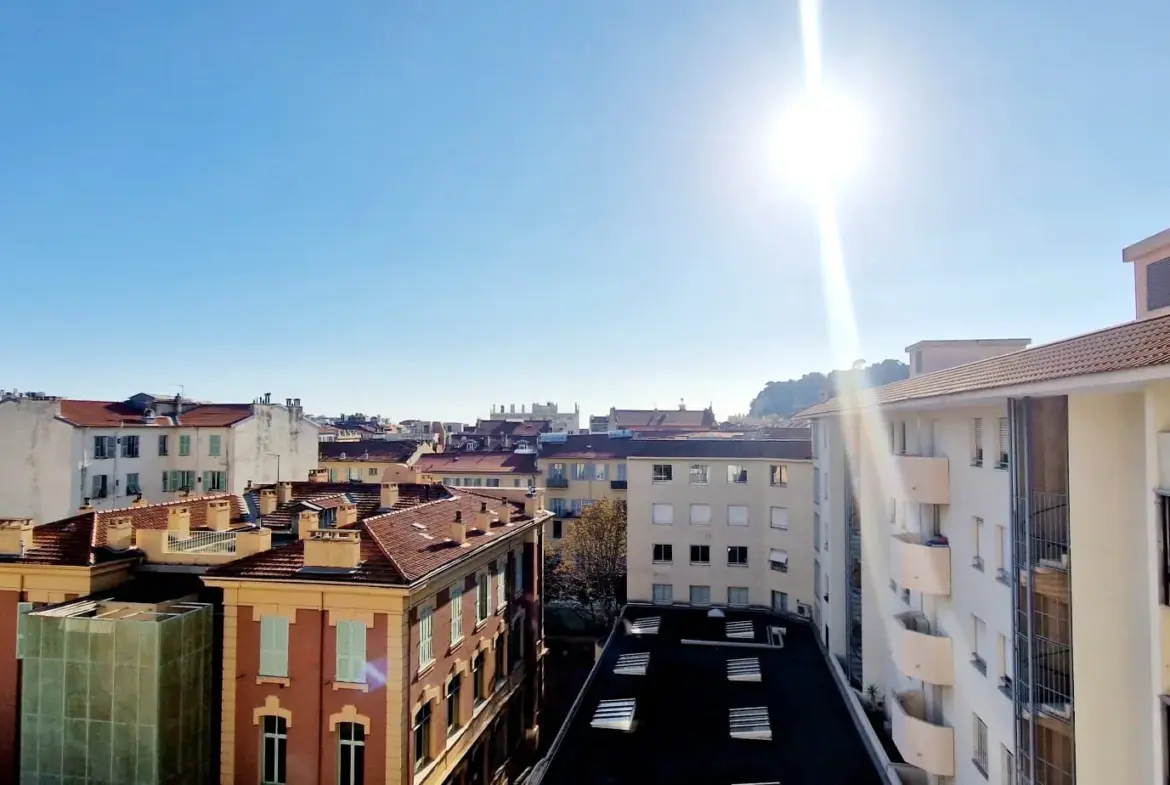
<box><xmin>0</xmin><ymin>398</ymin><xmax>78</xmax><ymax>523</ymax></box>
<box><xmin>230</xmin><ymin>404</ymin><xmax>319</xmax><ymax>491</ymax></box>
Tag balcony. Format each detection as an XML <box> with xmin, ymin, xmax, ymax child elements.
<box><xmin>890</xmin><ymin>533</ymin><xmax>951</xmax><ymax>595</ymax></box>
<box><xmin>892</xmin><ymin>611</ymin><xmax>954</xmax><ymax>685</ymax></box>
<box><xmin>890</xmin><ymin>690</ymin><xmax>955</xmax><ymax>777</ymax></box>
<box><xmin>894</xmin><ymin>455</ymin><xmax>950</xmax><ymax>505</ymax></box>
<box><xmin>609</xmin><ymin>480</ymin><xmax>627</xmax><ymax>490</ymax></box>
<box><xmin>546</xmin><ymin>476</ymin><xmax>569</xmax><ymax>489</ymax></box>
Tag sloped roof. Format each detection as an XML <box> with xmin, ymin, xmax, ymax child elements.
<box><xmin>415</xmin><ymin>451</ymin><xmax>539</xmax><ymax>475</ymax></box>
<box><xmin>539</xmin><ymin>434</ymin><xmax>638</xmax><ymax>460</ymax></box>
<box><xmin>801</xmin><ymin>313</ymin><xmax>1170</xmax><ymax>417</ymax></box>
<box><xmin>318</xmin><ymin>440</ymin><xmax>420</xmax><ymax>462</ymax></box>
<box><xmin>612</xmin><ymin>408</ymin><xmax>716</xmax><ymax>429</ymax></box>
<box><xmin>58</xmin><ymin>400</ymin><xmax>254</xmax><ymax>427</ymax></box>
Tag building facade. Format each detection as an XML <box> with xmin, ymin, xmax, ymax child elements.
<box><xmin>415</xmin><ymin>451</ymin><xmax>541</xmax><ymax>492</ymax></box>
<box><xmin>487</xmin><ymin>403</ymin><xmax>578</xmax><ymax>434</ymax></box>
<box><xmin>319</xmin><ymin>440</ymin><xmax>431</xmax><ymax>483</ymax></box>
<box><xmin>0</xmin><ymin>393</ymin><xmax>318</xmax><ymax>525</ymax></box>
<box><xmin>536</xmin><ymin>433</ymin><xmax>634</xmax><ymax>545</ymax></box>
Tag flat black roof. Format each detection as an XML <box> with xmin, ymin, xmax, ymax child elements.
<box><xmin>535</xmin><ymin>605</ymin><xmax>884</xmax><ymax>785</ymax></box>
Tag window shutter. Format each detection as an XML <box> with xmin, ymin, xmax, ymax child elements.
<box><xmin>998</xmin><ymin>418</ymin><xmax>1010</xmax><ymax>463</ymax></box>
<box><xmin>260</xmin><ymin>616</ymin><xmax>289</xmax><ymax>677</ymax></box>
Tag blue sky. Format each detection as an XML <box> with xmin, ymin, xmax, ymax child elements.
<box><xmin>3</xmin><ymin>2</ymin><xmax>1170</xmax><ymax>423</ymax></box>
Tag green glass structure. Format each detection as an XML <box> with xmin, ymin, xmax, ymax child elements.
<box><xmin>19</xmin><ymin>598</ymin><xmax>214</xmax><ymax>785</ymax></box>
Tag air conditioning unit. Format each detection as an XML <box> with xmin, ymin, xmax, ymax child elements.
<box><xmin>796</xmin><ymin>603</ymin><xmax>811</xmax><ymax>618</ymax></box>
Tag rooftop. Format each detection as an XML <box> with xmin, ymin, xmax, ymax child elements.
<box><xmin>538</xmin><ymin>433</ymin><xmax>638</xmax><ymax>460</ymax></box>
<box><xmin>415</xmin><ymin>451</ymin><xmax>539</xmax><ymax>475</ymax></box>
<box><xmin>536</xmin><ymin>605</ymin><xmax>883</xmax><ymax>785</ymax></box>
<box><xmin>611</xmin><ymin>407</ymin><xmax>717</xmax><ymax>430</ymax></box>
<box><xmin>625</xmin><ymin>438</ymin><xmax>812</xmax><ymax>461</ymax></box>
<box><xmin>318</xmin><ymin>440</ymin><xmax>421</xmax><ymax>462</ymax></box>
<box><xmin>56</xmin><ymin>399</ymin><xmax>255</xmax><ymax>427</ymax></box>
<box><xmin>803</xmin><ymin>312</ymin><xmax>1170</xmax><ymax>417</ymax></box>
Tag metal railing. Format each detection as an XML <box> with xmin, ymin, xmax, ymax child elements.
<box><xmin>166</xmin><ymin>530</ymin><xmax>238</xmax><ymax>554</ymax></box>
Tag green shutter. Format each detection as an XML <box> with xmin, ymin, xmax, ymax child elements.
<box><xmin>260</xmin><ymin>616</ymin><xmax>289</xmax><ymax>677</ymax></box>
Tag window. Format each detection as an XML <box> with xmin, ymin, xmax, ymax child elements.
<box><xmin>413</xmin><ymin>702</ymin><xmax>432</xmax><ymax>770</ymax></box>
<box><xmin>653</xmin><ymin>464</ymin><xmax>673</xmax><ymax>483</ymax></box>
<box><xmin>121</xmin><ymin>435</ymin><xmax>139</xmax><ymax>458</ymax></box>
<box><xmin>209</xmin><ymin>434</ymin><xmax>221</xmax><ymax>457</ymax></box>
<box><xmin>971</xmin><ymin>615</ymin><xmax>987</xmax><ymax>674</ymax></box>
<box><xmin>549</xmin><ymin>462</ymin><xmax>566</xmax><ymax>480</ymax></box>
<box><xmin>496</xmin><ymin>560</ymin><xmax>506</xmax><ymax>611</ymax></box>
<box><xmin>813</xmin><ymin>512</ymin><xmax>820</xmax><ymax>550</ymax></box>
<box><xmin>349</xmin><ymin>468</ymin><xmax>362</xmax><ymax>482</ymax></box>
<box><xmin>1001</xmin><ymin>745</ymin><xmax>1015</xmax><ymax>785</ymax></box>
<box><xmin>329</xmin><ymin>469</ymin><xmax>339</xmax><ymax>482</ymax></box>
<box><xmin>160</xmin><ymin>469</ymin><xmax>194</xmax><ymax>492</ymax></box>
<box><xmin>418</xmin><ymin>604</ymin><xmax>435</xmax><ymax>667</ymax></box>
<box><xmin>727</xmin><ymin>546</ymin><xmax>748</xmax><ymax>566</ymax></box>
<box><xmin>486</xmin><ymin>478</ymin><xmax>501</xmax><ymax>487</ymax></box>
<box><xmin>204</xmin><ymin>470</ymin><xmax>227</xmax><ymax>492</ymax></box>
<box><xmin>158</xmin><ymin>434</ymin><xmax>169</xmax><ymax>456</ymax></box>
<box><xmin>769</xmin><ymin>464</ymin><xmax>788</xmax><ymax>486</ymax></box>
<box><xmin>552</xmin><ymin>519</ymin><xmax>563</xmax><ymax>539</ymax></box>
<box><xmin>772</xmin><ymin>591</ymin><xmax>788</xmax><ymax>613</ymax></box>
<box><xmin>899</xmin><ymin>421</ymin><xmax>907</xmax><ymax>453</ymax></box>
<box><xmin>261</xmin><ymin>716</ymin><xmax>288</xmax><ymax>785</ymax></box>
<box><xmin>689</xmin><ymin>585</ymin><xmax>711</xmax><ymax>605</ymax></box>
<box><xmin>652</xmin><ymin>544</ymin><xmax>673</xmax><ymax>563</ymax></box>
<box><xmin>995</xmin><ymin>524</ymin><xmax>1007</xmax><ymax>578</ymax></box>
<box><xmin>514</xmin><ymin>551</ymin><xmax>524</xmax><ymax>597</ymax></box>
<box><xmin>570</xmin><ymin>499</ymin><xmax>584</xmax><ymax>517</ymax></box>
<box><xmin>179</xmin><ymin>434</ymin><xmax>191</xmax><ymax>456</ymax></box>
<box><xmin>260</xmin><ymin>616</ymin><xmax>290</xmax><ymax>678</ymax></box>
<box><xmin>652</xmin><ymin>584</ymin><xmax>672</xmax><ymax>603</ymax></box>
<box><xmin>689</xmin><ymin>503</ymin><xmax>711</xmax><ymax>526</ymax></box>
<box><xmin>727</xmin><ymin>464</ymin><xmax>748</xmax><ymax>484</ymax></box>
<box><xmin>996</xmin><ymin>417</ymin><xmax>1010</xmax><ymax>468</ymax></box>
<box><xmin>972</xmin><ymin>714</ymin><xmax>989</xmax><ymax>776</ymax></box>
<box><xmin>495</xmin><ymin>634</ymin><xmax>506</xmax><ymax>684</ymax></box>
<box><xmin>446</xmin><ymin>674</ymin><xmax>462</xmax><ymax>733</ymax></box>
<box><xmin>972</xmin><ymin>418</ymin><xmax>984</xmax><ymax>465</ymax></box>
<box><xmin>476</xmin><ymin>573</ymin><xmax>489</xmax><ymax>623</ymax></box>
<box><xmin>450</xmin><ymin>587</ymin><xmax>463</xmax><ymax>644</ymax></box>
<box><xmin>594</xmin><ymin>463</ymin><xmax>608</xmax><ymax>481</ymax></box>
<box><xmin>549</xmin><ymin>498</ymin><xmax>567</xmax><ymax>517</ymax></box>
<box><xmin>337</xmin><ymin>722</ymin><xmax>365</xmax><ymax>785</ymax></box>
<box><xmin>727</xmin><ymin>505</ymin><xmax>749</xmax><ymax>527</ymax></box>
<box><xmin>770</xmin><ymin>507</ymin><xmax>789</xmax><ymax>530</ymax></box>
<box><xmin>888</xmin><ymin>420</ymin><xmax>895</xmax><ymax>453</ymax></box>
<box><xmin>616</xmin><ymin>463</ymin><xmax>627</xmax><ymax>481</ymax></box>
<box><xmin>472</xmin><ymin>653</ymin><xmax>485</xmax><ymax>704</ymax></box>
<box><xmin>368</xmin><ymin>468</ymin><xmax>379</xmax><ymax>477</ymax></box>
<box><xmin>573</xmin><ymin>462</ymin><xmax>588</xmax><ymax>480</ymax></box>
<box><xmin>769</xmin><ymin>549</ymin><xmax>789</xmax><ymax>573</ymax></box>
<box><xmin>93</xmin><ymin>435</ymin><xmax>114</xmax><ymax>459</ymax></box>
<box><xmin>813</xmin><ymin>469</ymin><xmax>820</xmax><ymax>500</ymax></box>
<box><xmin>690</xmin><ymin>545</ymin><xmax>710</xmax><ymax>564</ymax></box>
<box><xmin>997</xmin><ymin>632</ymin><xmax>1007</xmax><ymax>682</ymax></box>
<box><xmin>513</xmin><ymin>479</ymin><xmax>521</xmax><ymax>487</ymax></box>
<box><xmin>125</xmin><ymin>472</ymin><xmax>141</xmax><ymax>495</ymax></box>
<box><xmin>336</xmin><ymin>621</ymin><xmax>367</xmax><ymax>683</ymax></box>
<box><xmin>972</xmin><ymin>517</ymin><xmax>984</xmax><ymax>570</ymax></box>
<box><xmin>728</xmin><ymin>587</ymin><xmax>749</xmax><ymax>606</ymax></box>
<box><xmin>652</xmin><ymin>503</ymin><xmax>673</xmax><ymax>525</ymax></box>
<box><xmin>91</xmin><ymin>474</ymin><xmax>109</xmax><ymax>499</ymax></box>
<box><xmin>689</xmin><ymin>464</ymin><xmax>709</xmax><ymax>484</ymax></box>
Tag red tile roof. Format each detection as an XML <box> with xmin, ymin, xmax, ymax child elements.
<box><xmin>58</xmin><ymin>400</ymin><xmax>254</xmax><ymax>427</ymax></box>
<box><xmin>415</xmin><ymin>451</ymin><xmax>539</xmax><ymax>475</ymax></box>
<box><xmin>318</xmin><ymin>440</ymin><xmax>421</xmax><ymax>462</ymax></box>
<box><xmin>206</xmin><ymin>485</ymin><xmax>544</xmax><ymax>585</ymax></box>
<box><xmin>802</xmin><ymin>313</ymin><xmax>1170</xmax><ymax>416</ymax></box>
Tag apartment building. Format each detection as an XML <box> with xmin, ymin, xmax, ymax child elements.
<box><xmin>0</xmin><ymin>392</ymin><xmax>318</xmax><ymax>525</ymax></box>
<box><xmin>625</xmin><ymin>439</ymin><xmax>815</xmax><ymax>614</ymax></box>
<box><xmin>447</xmin><ymin>420</ymin><xmax>549</xmax><ymax>452</ymax></box>
<box><xmin>487</xmin><ymin>403</ymin><xmax>579</xmax><ymax>433</ymax></box>
<box><xmin>204</xmin><ymin>483</ymin><xmax>550</xmax><ymax>785</ymax></box>
<box><xmin>319</xmin><ymin>440</ymin><xmax>431</xmax><ymax>483</ymax></box>
<box><xmin>802</xmin><ymin>225</ymin><xmax>1170</xmax><ymax>785</ymax></box>
<box><xmin>537</xmin><ymin>433</ymin><xmax>634</xmax><ymax>544</ymax></box>
<box><xmin>607</xmin><ymin>404</ymin><xmax>717</xmax><ymax>434</ymax></box>
<box><xmin>415</xmin><ymin>451</ymin><xmax>541</xmax><ymax>491</ymax></box>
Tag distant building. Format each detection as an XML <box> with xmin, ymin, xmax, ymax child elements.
<box><xmin>607</xmin><ymin>403</ymin><xmax>717</xmax><ymax>434</ymax></box>
<box><xmin>588</xmin><ymin>415</ymin><xmax>609</xmax><ymax>434</ymax></box>
<box><xmin>537</xmin><ymin>433</ymin><xmax>635</xmax><ymax>545</ymax></box>
<box><xmin>318</xmin><ymin>439</ymin><xmax>432</xmax><ymax>483</ymax></box>
<box><xmin>448</xmin><ymin>420</ymin><xmax>550</xmax><ymax>452</ymax></box>
<box><xmin>415</xmin><ymin>450</ymin><xmax>540</xmax><ymax>490</ymax></box>
<box><xmin>488</xmin><ymin>402</ymin><xmax>579</xmax><ymax>433</ymax></box>
<box><xmin>0</xmin><ymin>392</ymin><xmax>318</xmax><ymax>525</ymax></box>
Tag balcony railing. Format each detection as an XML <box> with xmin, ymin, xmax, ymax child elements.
<box><xmin>891</xmin><ymin>533</ymin><xmax>951</xmax><ymax>595</ymax></box>
<box><xmin>135</xmin><ymin>527</ymin><xmax>272</xmax><ymax>566</ymax></box>
<box><xmin>892</xmin><ymin>611</ymin><xmax>954</xmax><ymax>685</ymax></box>
<box><xmin>546</xmin><ymin>477</ymin><xmax>569</xmax><ymax>489</ymax></box>
<box><xmin>166</xmin><ymin>530</ymin><xmax>238</xmax><ymax>554</ymax></box>
<box><xmin>890</xmin><ymin>690</ymin><xmax>955</xmax><ymax>777</ymax></box>
<box><xmin>894</xmin><ymin>454</ymin><xmax>950</xmax><ymax>505</ymax></box>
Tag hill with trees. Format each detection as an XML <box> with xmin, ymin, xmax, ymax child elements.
<box><xmin>748</xmin><ymin>359</ymin><xmax>910</xmax><ymax>418</ymax></box>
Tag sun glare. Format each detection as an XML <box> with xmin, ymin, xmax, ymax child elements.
<box><xmin>775</xmin><ymin>90</ymin><xmax>864</xmax><ymax>192</ymax></box>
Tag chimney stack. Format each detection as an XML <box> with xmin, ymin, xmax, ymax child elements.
<box><xmin>206</xmin><ymin>499</ymin><xmax>232</xmax><ymax>532</ymax></box>
<box><xmin>260</xmin><ymin>488</ymin><xmax>277</xmax><ymax>515</ymax></box>
<box><xmin>167</xmin><ymin>506</ymin><xmax>191</xmax><ymax>535</ymax></box>
<box><xmin>308</xmin><ymin>468</ymin><xmax>328</xmax><ymax>483</ymax></box>
<box><xmin>303</xmin><ymin>529</ymin><xmax>361</xmax><ymax>569</ymax></box>
<box><xmin>337</xmin><ymin>503</ymin><xmax>358</xmax><ymax>528</ymax></box>
<box><xmin>277</xmin><ymin>482</ymin><xmax>294</xmax><ymax>505</ymax></box>
<box><xmin>476</xmin><ymin>501</ymin><xmax>495</xmax><ymax>531</ymax></box>
<box><xmin>381</xmin><ymin>483</ymin><xmax>400</xmax><ymax>509</ymax></box>
<box><xmin>0</xmin><ymin>518</ymin><xmax>34</xmax><ymax>556</ymax></box>
<box><xmin>451</xmin><ymin>509</ymin><xmax>468</xmax><ymax>545</ymax></box>
<box><xmin>297</xmin><ymin>510</ymin><xmax>320</xmax><ymax>539</ymax></box>
<box><xmin>524</xmin><ymin>490</ymin><xmax>543</xmax><ymax>519</ymax></box>
<box><xmin>105</xmin><ymin>516</ymin><xmax>133</xmax><ymax>551</ymax></box>
<box><xmin>498</xmin><ymin>503</ymin><xmax>513</xmax><ymax>525</ymax></box>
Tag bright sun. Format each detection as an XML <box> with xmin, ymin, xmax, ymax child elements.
<box><xmin>774</xmin><ymin>90</ymin><xmax>864</xmax><ymax>191</ymax></box>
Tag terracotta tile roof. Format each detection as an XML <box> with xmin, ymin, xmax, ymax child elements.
<box><xmin>244</xmin><ymin>482</ymin><xmax>385</xmax><ymax>531</ymax></box>
<box><xmin>58</xmin><ymin>400</ymin><xmax>254</xmax><ymax>427</ymax></box>
<box><xmin>206</xmin><ymin>485</ymin><xmax>543</xmax><ymax>585</ymax></box>
<box><xmin>415</xmin><ymin>452</ymin><xmax>539</xmax><ymax>475</ymax></box>
<box><xmin>802</xmin><ymin>313</ymin><xmax>1170</xmax><ymax>417</ymax></box>
<box><xmin>318</xmin><ymin>440</ymin><xmax>420</xmax><ymax>462</ymax></box>
<box><xmin>612</xmin><ymin>408</ymin><xmax>717</xmax><ymax>430</ymax></box>
<box><xmin>5</xmin><ymin>494</ymin><xmax>249</xmax><ymax>567</ymax></box>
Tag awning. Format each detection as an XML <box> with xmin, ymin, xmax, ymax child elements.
<box><xmin>769</xmin><ymin>549</ymin><xmax>788</xmax><ymax>565</ymax></box>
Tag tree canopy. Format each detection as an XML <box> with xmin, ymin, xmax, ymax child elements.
<box><xmin>748</xmin><ymin>359</ymin><xmax>909</xmax><ymax>417</ymax></box>
<box><xmin>551</xmin><ymin>498</ymin><xmax>627</xmax><ymax>627</ymax></box>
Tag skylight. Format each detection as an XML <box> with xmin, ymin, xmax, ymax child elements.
<box><xmin>591</xmin><ymin>698</ymin><xmax>636</xmax><ymax>731</ymax></box>
<box><xmin>728</xmin><ymin>706</ymin><xmax>772</xmax><ymax>740</ymax></box>
<box><xmin>726</xmin><ymin>620</ymin><xmax>754</xmax><ymax>640</ymax></box>
<box><xmin>767</xmin><ymin>626</ymin><xmax>786</xmax><ymax>648</ymax></box>
<box><xmin>726</xmin><ymin>657</ymin><xmax>762</xmax><ymax>682</ymax></box>
<box><xmin>614</xmin><ymin>652</ymin><xmax>650</xmax><ymax>676</ymax></box>
<box><xmin>629</xmin><ymin>616</ymin><xmax>660</xmax><ymax>636</ymax></box>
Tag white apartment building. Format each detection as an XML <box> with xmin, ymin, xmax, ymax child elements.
<box><xmin>0</xmin><ymin>392</ymin><xmax>318</xmax><ymax>524</ymax></box>
<box><xmin>488</xmin><ymin>402</ymin><xmax>580</xmax><ymax>433</ymax></box>
<box><xmin>805</xmin><ymin>225</ymin><xmax>1170</xmax><ymax>785</ymax></box>
<box><xmin>625</xmin><ymin>439</ymin><xmax>815</xmax><ymax>614</ymax></box>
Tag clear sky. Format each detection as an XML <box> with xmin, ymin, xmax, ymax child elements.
<box><xmin>3</xmin><ymin>2</ymin><xmax>1170</xmax><ymax>424</ymax></box>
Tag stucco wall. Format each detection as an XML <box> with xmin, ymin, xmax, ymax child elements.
<box><xmin>230</xmin><ymin>405</ymin><xmax>318</xmax><ymax>491</ymax></box>
<box><xmin>0</xmin><ymin>399</ymin><xmax>78</xmax><ymax>523</ymax></box>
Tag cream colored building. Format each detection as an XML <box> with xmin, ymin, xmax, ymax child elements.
<box><xmin>318</xmin><ymin>440</ymin><xmax>431</xmax><ymax>483</ymax></box>
<box><xmin>624</xmin><ymin>440</ymin><xmax>815</xmax><ymax>614</ymax></box>
<box><xmin>536</xmin><ymin>433</ymin><xmax>633</xmax><ymax>544</ymax></box>
<box><xmin>803</xmin><ymin>226</ymin><xmax>1170</xmax><ymax>785</ymax></box>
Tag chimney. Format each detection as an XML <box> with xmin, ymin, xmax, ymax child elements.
<box><xmin>303</xmin><ymin>529</ymin><xmax>361</xmax><ymax>569</ymax></box>
<box><xmin>381</xmin><ymin>482</ymin><xmax>399</xmax><ymax>509</ymax></box>
<box><xmin>451</xmin><ymin>510</ymin><xmax>469</xmax><ymax>545</ymax></box>
<box><xmin>277</xmin><ymin>482</ymin><xmax>293</xmax><ymax>505</ymax></box>
<box><xmin>79</xmin><ymin>499</ymin><xmax>94</xmax><ymax>512</ymax></box>
<box><xmin>498</xmin><ymin>503</ymin><xmax>513</xmax><ymax>525</ymax></box>
<box><xmin>0</xmin><ymin>518</ymin><xmax>34</xmax><ymax>556</ymax></box>
<box><xmin>679</xmin><ymin>398</ymin><xmax>686</xmax><ymax>411</ymax></box>
<box><xmin>337</xmin><ymin>502</ymin><xmax>358</xmax><ymax>527</ymax></box>
<box><xmin>510</xmin><ymin>404</ymin><xmax>516</xmax><ymax>414</ymax></box>
<box><xmin>105</xmin><ymin>515</ymin><xmax>133</xmax><ymax>551</ymax></box>
<box><xmin>131</xmin><ymin>495</ymin><xmax>148</xmax><ymax>508</ymax></box>
<box><xmin>297</xmin><ymin>510</ymin><xmax>320</xmax><ymax>539</ymax></box>
<box><xmin>476</xmin><ymin>501</ymin><xmax>494</xmax><ymax>531</ymax></box>
<box><xmin>206</xmin><ymin>499</ymin><xmax>232</xmax><ymax>532</ymax></box>
<box><xmin>308</xmin><ymin>468</ymin><xmax>328</xmax><ymax>483</ymax></box>
<box><xmin>523</xmin><ymin>490</ymin><xmax>543</xmax><ymax>519</ymax></box>
<box><xmin>259</xmin><ymin>488</ymin><xmax>277</xmax><ymax>515</ymax></box>
<box><xmin>167</xmin><ymin>506</ymin><xmax>191</xmax><ymax>535</ymax></box>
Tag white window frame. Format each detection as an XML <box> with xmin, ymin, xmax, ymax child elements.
<box><xmin>337</xmin><ymin>722</ymin><xmax>365</xmax><ymax>785</ymax></box>
<box><xmin>770</xmin><ymin>507</ymin><xmax>789</xmax><ymax>530</ymax></box>
<box><xmin>652</xmin><ymin>464</ymin><xmax>673</xmax><ymax>483</ymax></box>
<box><xmin>652</xmin><ymin>583</ymin><xmax>672</xmax><ymax>604</ymax></box>
<box><xmin>450</xmin><ymin>586</ymin><xmax>463</xmax><ymax>644</ymax></box>
<box><xmin>973</xmin><ymin>714</ymin><xmax>989</xmax><ymax>774</ymax></box>
<box><xmin>727</xmin><ymin>464</ymin><xmax>748</xmax><ymax>484</ymax></box>
<box><xmin>770</xmin><ymin>464</ymin><xmax>788</xmax><ymax>486</ymax></box>
<box><xmin>652</xmin><ymin>543</ymin><xmax>672</xmax><ymax>564</ymax></box>
<box><xmin>689</xmin><ymin>585</ymin><xmax>711</xmax><ymax>605</ymax></box>
<box><xmin>260</xmin><ymin>715</ymin><xmax>288</xmax><ymax>785</ymax></box>
<box><xmin>689</xmin><ymin>464</ymin><xmax>709</xmax><ymax>485</ymax></box>
<box><xmin>769</xmin><ymin>549</ymin><xmax>789</xmax><ymax>573</ymax></box>
<box><xmin>689</xmin><ymin>503</ymin><xmax>711</xmax><ymax>526</ymax></box>
<box><xmin>727</xmin><ymin>546</ymin><xmax>748</xmax><ymax>567</ymax></box>
<box><xmin>690</xmin><ymin>545</ymin><xmax>710</xmax><ymax>565</ymax></box>
<box><xmin>727</xmin><ymin>505</ymin><xmax>749</xmax><ymax>527</ymax></box>
<box><xmin>972</xmin><ymin>417</ymin><xmax>984</xmax><ymax>466</ymax></box>
<box><xmin>594</xmin><ymin>463</ymin><xmax>608</xmax><ymax>481</ymax></box>
<box><xmin>418</xmin><ymin>602</ymin><xmax>435</xmax><ymax>669</ymax></box>
<box><xmin>259</xmin><ymin>615</ymin><xmax>290</xmax><ymax>678</ymax></box>
<box><xmin>476</xmin><ymin>572</ymin><xmax>489</xmax><ymax>623</ymax></box>
<box><xmin>496</xmin><ymin>559</ymin><xmax>507</xmax><ymax>612</ymax></box>
<box><xmin>336</xmin><ymin>620</ymin><xmax>367</xmax><ymax>684</ymax></box>
<box><xmin>573</xmin><ymin>462</ymin><xmax>588</xmax><ymax>480</ymax></box>
<box><xmin>652</xmin><ymin>503</ymin><xmax>673</xmax><ymax>525</ymax></box>
<box><xmin>727</xmin><ymin>587</ymin><xmax>749</xmax><ymax>606</ymax></box>
<box><xmin>997</xmin><ymin>417</ymin><xmax>1010</xmax><ymax>468</ymax></box>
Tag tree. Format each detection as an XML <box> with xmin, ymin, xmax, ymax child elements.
<box><xmin>558</xmin><ymin>498</ymin><xmax>627</xmax><ymax>627</ymax></box>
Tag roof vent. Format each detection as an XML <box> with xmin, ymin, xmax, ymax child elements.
<box><xmin>725</xmin><ymin>620</ymin><xmax>753</xmax><ymax>640</ymax></box>
<box><xmin>613</xmin><ymin>652</ymin><xmax>650</xmax><ymax>676</ymax></box>
<box><xmin>628</xmin><ymin>616</ymin><xmax>660</xmax><ymax>636</ymax></box>
<box><xmin>767</xmin><ymin>627</ymin><xmax>787</xmax><ymax>648</ymax></box>
<box><xmin>707</xmin><ymin>607</ymin><xmax>725</xmax><ymax>619</ymax></box>
<box><xmin>591</xmin><ymin>698</ymin><xmax>636</xmax><ymax>731</ymax></box>
<box><xmin>727</xmin><ymin>657</ymin><xmax>762</xmax><ymax>682</ymax></box>
<box><xmin>728</xmin><ymin>707</ymin><xmax>772</xmax><ymax>740</ymax></box>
